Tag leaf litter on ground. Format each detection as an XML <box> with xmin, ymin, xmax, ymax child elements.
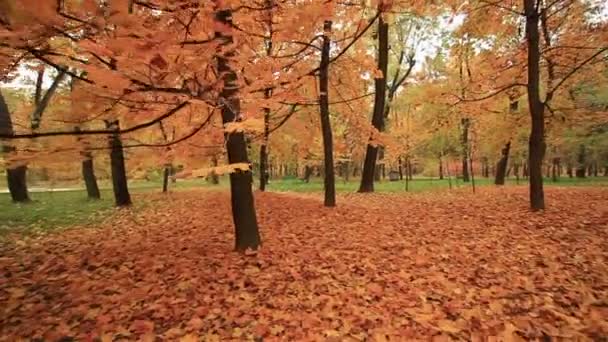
<box><xmin>0</xmin><ymin>186</ymin><xmax>607</xmax><ymax>341</ymax></box>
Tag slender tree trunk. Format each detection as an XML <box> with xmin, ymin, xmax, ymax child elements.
<box><xmin>318</xmin><ymin>20</ymin><xmax>336</xmax><ymax>207</ymax></box>
<box><xmin>461</xmin><ymin>118</ymin><xmax>470</xmax><ymax>182</ymax></box>
<box><xmin>398</xmin><ymin>156</ymin><xmax>404</xmax><ymax>180</ymax></box>
<box><xmin>551</xmin><ymin>157</ymin><xmax>560</xmax><ymax>182</ymax></box>
<box><xmin>439</xmin><ymin>155</ymin><xmax>444</xmax><ymax>180</ymax></box>
<box><xmin>162</xmin><ymin>165</ymin><xmax>170</xmax><ymax>192</ymax></box>
<box><xmin>523</xmin><ymin>162</ymin><xmax>529</xmax><ymax>179</ymax></box>
<box><xmin>82</xmin><ymin>153</ymin><xmax>100</xmax><ymax>199</ymax></box>
<box><xmin>0</xmin><ymin>90</ymin><xmax>29</xmax><ymax>202</ymax></box>
<box><xmin>359</xmin><ymin>14</ymin><xmax>389</xmax><ymax>193</ymax></box>
<box><xmin>524</xmin><ymin>0</ymin><xmax>546</xmax><ymax>210</ymax></box>
<box><xmin>259</xmin><ymin>7</ymin><xmax>273</xmax><ymax>191</ymax></box>
<box><xmin>304</xmin><ymin>165</ymin><xmax>312</xmax><ymax>183</ymax></box>
<box><xmin>107</xmin><ymin>121</ymin><xmax>131</xmax><ymax>206</ymax></box>
<box><xmin>576</xmin><ymin>144</ymin><xmax>586</xmax><ymax>178</ymax></box>
<box><xmin>259</xmin><ymin>137</ymin><xmax>269</xmax><ymax>191</ymax></box>
<box><xmin>215</xmin><ymin>6</ymin><xmax>261</xmax><ymax>250</ymax></box>
<box><xmin>495</xmin><ymin>141</ymin><xmax>511</xmax><ymax>185</ymax></box>
<box><xmin>593</xmin><ymin>161</ymin><xmax>598</xmax><ymax>177</ymax></box>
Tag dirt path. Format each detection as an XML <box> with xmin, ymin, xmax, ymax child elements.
<box><xmin>1</xmin><ymin>187</ymin><xmax>607</xmax><ymax>340</ymax></box>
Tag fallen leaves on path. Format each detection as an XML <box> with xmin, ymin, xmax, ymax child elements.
<box><xmin>1</xmin><ymin>186</ymin><xmax>607</xmax><ymax>341</ymax></box>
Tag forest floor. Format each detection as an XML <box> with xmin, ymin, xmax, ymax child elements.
<box><xmin>0</xmin><ymin>187</ymin><xmax>607</xmax><ymax>341</ymax></box>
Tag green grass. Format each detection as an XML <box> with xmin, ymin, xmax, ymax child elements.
<box><xmin>0</xmin><ymin>189</ymin><xmax>116</xmax><ymax>236</ymax></box>
<box><xmin>266</xmin><ymin>175</ymin><xmax>608</xmax><ymax>193</ymax></box>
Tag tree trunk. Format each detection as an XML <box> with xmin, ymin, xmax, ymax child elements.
<box><xmin>0</xmin><ymin>90</ymin><xmax>29</xmax><ymax>202</ymax></box>
<box><xmin>398</xmin><ymin>156</ymin><xmax>404</xmax><ymax>180</ymax></box>
<box><xmin>82</xmin><ymin>153</ymin><xmax>100</xmax><ymax>199</ymax></box>
<box><xmin>524</xmin><ymin>0</ymin><xmax>546</xmax><ymax>210</ymax></box>
<box><xmin>304</xmin><ymin>165</ymin><xmax>312</xmax><ymax>183</ymax></box>
<box><xmin>461</xmin><ymin>118</ymin><xmax>470</xmax><ymax>182</ymax></box>
<box><xmin>551</xmin><ymin>157</ymin><xmax>560</xmax><ymax>182</ymax></box>
<box><xmin>259</xmin><ymin>140</ymin><xmax>269</xmax><ymax>191</ymax></box>
<box><xmin>495</xmin><ymin>141</ymin><xmax>510</xmax><ymax>185</ymax></box>
<box><xmin>162</xmin><ymin>165</ymin><xmax>170</xmax><ymax>192</ymax></box>
<box><xmin>514</xmin><ymin>163</ymin><xmax>520</xmax><ymax>185</ymax></box>
<box><xmin>6</xmin><ymin>166</ymin><xmax>29</xmax><ymax>202</ymax></box>
<box><xmin>576</xmin><ymin>144</ymin><xmax>586</xmax><ymax>178</ymax></box>
<box><xmin>438</xmin><ymin>156</ymin><xmax>444</xmax><ymax>180</ymax></box>
<box><xmin>359</xmin><ymin>14</ymin><xmax>389</xmax><ymax>193</ymax></box>
<box><xmin>215</xmin><ymin>6</ymin><xmax>261</xmax><ymax>250</ymax></box>
<box><xmin>593</xmin><ymin>161</ymin><xmax>598</xmax><ymax>177</ymax></box>
<box><xmin>318</xmin><ymin>20</ymin><xmax>336</xmax><ymax>207</ymax></box>
<box><xmin>107</xmin><ymin>121</ymin><xmax>131</xmax><ymax>207</ymax></box>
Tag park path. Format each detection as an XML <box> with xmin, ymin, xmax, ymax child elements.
<box><xmin>1</xmin><ymin>187</ymin><xmax>607</xmax><ymax>340</ymax></box>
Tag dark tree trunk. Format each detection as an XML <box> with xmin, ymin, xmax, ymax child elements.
<box><xmin>551</xmin><ymin>157</ymin><xmax>560</xmax><ymax>182</ymax></box>
<box><xmin>514</xmin><ymin>163</ymin><xmax>521</xmax><ymax>184</ymax></box>
<box><xmin>215</xmin><ymin>6</ymin><xmax>261</xmax><ymax>250</ymax></box>
<box><xmin>524</xmin><ymin>0</ymin><xmax>546</xmax><ymax>210</ymax></box>
<box><xmin>107</xmin><ymin>121</ymin><xmax>131</xmax><ymax>207</ymax></box>
<box><xmin>523</xmin><ymin>162</ymin><xmax>529</xmax><ymax>179</ymax></box>
<box><xmin>259</xmin><ymin>140</ymin><xmax>269</xmax><ymax>191</ymax></box>
<box><xmin>359</xmin><ymin>14</ymin><xmax>389</xmax><ymax>193</ymax></box>
<box><xmin>6</xmin><ymin>166</ymin><xmax>29</xmax><ymax>202</ymax></box>
<box><xmin>576</xmin><ymin>144</ymin><xmax>586</xmax><ymax>178</ymax></box>
<box><xmin>162</xmin><ymin>165</ymin><xmax>170</xmax><ymax>192</ymax></box>
<box><xmin>82</xmin><ymin>153</ymin><xmax>100</xmax><ymax>199</ymax></box>
<box><xmin>398</xmin><ymin>156</ymin><xmax>403</xmax><ymax>180</ymax></box>
<box><xmin>461</xmin><ymin>118</ymin><xmax>470</xmax><ymax>182</ymax></box>
<box><xmin>304</xmin><ymin>165</ymin><xmax>312</xmax><ymax>183</ymax></box>
<box><xmin>567</xmin><ymin>163</ymin><xmax>573</xmax><ymax>178</ymax></box>
<box><xmin>439</xmin><ymin>156</ymin><xmax>444</xmax><ymax>180</ymax></box>
<box><xmin>593</xmin><ymin>162</ymin><xmax>598</xmax><ymax>177</ymax></box>
<box><xmin>495</xmin><ymin>141</ymin><xmax>511</xmax><ymax>185</ymax></box>
<box><xmin>481</xmin><ymin>157</ymin><xmax>490</xmax><ymax>178</ymax></box>
<box><xmin>0</xmin><ymin>90</ymin><xmax>29</xmax><ymax>202</ymax></box>
<box><xmin>318</xmin><ymin>20</ymin><xmax>336</xmax><ymax>207</ymax></box>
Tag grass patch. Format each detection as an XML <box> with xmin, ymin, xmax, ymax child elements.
<box><xmin>0</xmin><ymin>189</ymin><xmax>116</xmax><ymax>236</ymax></box>
<box><xmin>266</xmin><ymin>176</ymin><xmax>608</xmax><ymax>193</ymax></box>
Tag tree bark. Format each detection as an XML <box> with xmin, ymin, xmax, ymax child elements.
<box><xmin>461</xmin><ymin>117</ymin><xmax>470</xmax><ymax>182</ymax></box>
<box><xmin>524</xmin><ymin>0</ymin><xmax>546</xmax><ymax>210</ymax></box>
<box><xmin>82</xmin><ymin>153</ymin><xmax>100</xmax><ymax>199</ymax></box>
<box><xmin>576</xmin><ymin>144</ymin><xmax>586</xmax><ymax>178</ymax></box>
<box><xmin>359</xmin><ymin>14</ymin><xmax>389</xmax><ymax>193</ymax></box>
<box><xmin>0</xmin><ymin>90</ymin><xmax>29</xmax><ymax>202</ymax></box>
<box><xmin>318</xmin><ymin>20</ymin><xmax>336</xmax><ymax>207</ymax></box>
<box><xmin>215</xmin><ymin>6</ymin><xmax>261</xmax><ymax>250</ymax></box>
<box><xmin>551</xmin><ymin>157</ymin><xmax>560</xmax><ymax>182</ymax></box>
<box><xmin>398</xmin><ymin>156</ymin><xmax>404</xmax><ymax>180</ymax></box>
<box><xmin>162</xmin><ymin>165</ymin><xmax>170</xmax><ymax>192</ymax></box>
<box><xmin>107</xmin><ymin>121</ymin><xmax>131</xmax><ymax>206</ymax></box>
<box><xmin>303</xmin><ymin>165</ymin><xmax>312</xmax><ymax>183</ymax></box>
<box><xmin>439</xmin><ymin>155</ymin><xmax>444</xmax><ymax>180</ymax></box>
<box><xmin>495</xmin><ymin>141</ymin><xmax>511</xmax><ymax>185</ymax></box>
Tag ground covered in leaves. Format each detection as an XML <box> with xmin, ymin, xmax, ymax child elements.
<box><xmin>1</xmin><ymin>186</ymin><xmax>607</xmax><ymax>341</ymax></box>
